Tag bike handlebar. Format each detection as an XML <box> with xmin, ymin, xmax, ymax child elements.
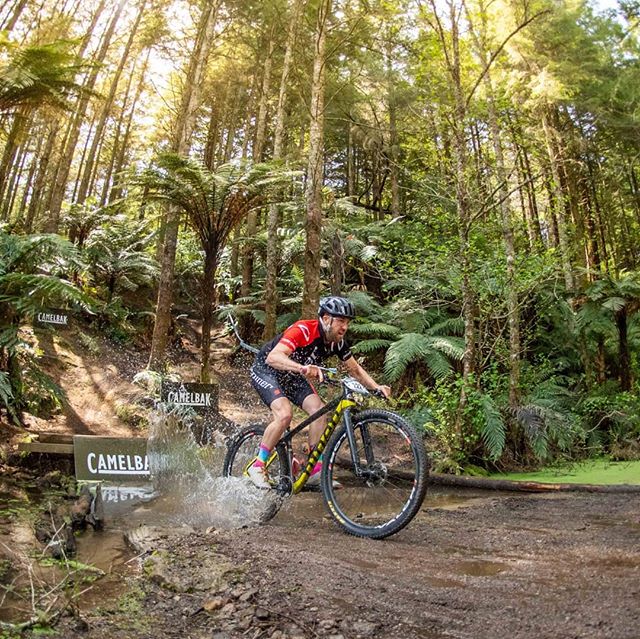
<box><xmin>310</xmin><ymin>366</ymin><xmax>388</xmax><ymax>401</ymax></box>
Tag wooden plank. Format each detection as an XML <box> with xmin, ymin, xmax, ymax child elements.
<box><xmin>37</xmin><ymin>433</ymin><xmax>74</xmax><ymax>444</ymax></box>
<box><xmin>18</xmin><ymin>442</ymin><xmax>74</xmax><ymax>455</ymax></box>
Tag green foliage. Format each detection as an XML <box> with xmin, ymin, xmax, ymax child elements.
<box><xmin>0</xmin><ymin>230</ymin><xmax>91</xmax><ymax>420</ymax></box>
<box><xmin>84</xmin><ymin>215</ymin><xmax>157</xmax><ymax>301</ymax></box>
<box><xmin>383</xmin><ymin>332</ymin><xmax>462</xmax><ymax>382</ymax></box>
<box><xmin>348</xmin><ymin>291</ymin><xmax>464</xmax><ymax>385</ymax></box>
<box><xmin>0</xmin><ymin>232</ymin><xmax>89</xmax><ymax>314</ymax></box>
<box><xmin>480</xmin><ymin>394</ymin><xmax>506</xmax><ymax>462</ymax></box>
<box><xmin>0</xmin><ymin>371</ymin><xmax>14</xmax><ymax>409</ymax></box>
<box><xmin>0</xmin><ymin>39</ymin><xmax>90</xmax><ymax>113</ymax></box>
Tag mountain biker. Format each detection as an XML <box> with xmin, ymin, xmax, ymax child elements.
<box><xmin>246</xmin><ymin>295</ymin><xmax>391</xmax><ymax>489</ymax></box>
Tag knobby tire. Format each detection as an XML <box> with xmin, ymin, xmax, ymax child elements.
<box><xmin>321</xmin><ymin>409</ymin><xmax>429</xmax><ymax>539</ymax></box>
<box><xmin>222</xmin><ymin>424</ymin><xmax>290</xmax><ymax>523</ymax></box>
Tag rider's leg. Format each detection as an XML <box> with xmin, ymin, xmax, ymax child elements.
<box><xmin>301</xmin><ymin>393</ymin><xmax>327</xmax><ymax>450</ymax></box>
<box><xmin>262</xmin><ymin>397</ymin><xmax>293</xmax><ymax>449</ymax></box>
<box><xmin>247</xmin><ymin>397</ymin><xmax>292</xmax><ymax>488</ymax></box>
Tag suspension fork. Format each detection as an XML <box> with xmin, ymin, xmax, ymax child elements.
<box><xmin>343</xmin><ymin>409</ymin><xmax>375</xmax><ymax>477</ymax></box>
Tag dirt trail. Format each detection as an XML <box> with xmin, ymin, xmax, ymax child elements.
<box><xmin>48</xmin><ymin>489</ymin><xmax>639</xmax><ymax>639</ymax></box>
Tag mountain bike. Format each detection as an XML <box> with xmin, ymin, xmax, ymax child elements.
<box><xmin>222</xmin><ymin>370</ymin><xmax>429</xmax><ymax>539</ymax></box>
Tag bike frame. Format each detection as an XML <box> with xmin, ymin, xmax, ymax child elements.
<box><xmin>266</xmin><ymin>388</ymin><xmax>360</xmax><ymax>494</ymax></box>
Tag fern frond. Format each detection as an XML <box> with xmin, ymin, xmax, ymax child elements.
<box><xmin>0</xmin><ymin>371</ymin><xmax>14</xmax><ymax>406</ymax></box>
<box><xmin>427</xmin><ymin>336</ymin><xmax>465</xmax><ymax>361</ymax></box>
<box><xmin>421</xmin><ymin>350</ymin><xmax>453</xmax><ymax>379</ymax></box>
<box><xmin>345</xmin><ymin>290</ymin><xmax>382</xmax><ymax>317</ymax></box>
<box><xmin>0</xmin><ymin>273</ymin><xmax>92</xmax><ymax>313</ymax></box>
<box><xmin>428</xmin><ymin>316</ymin><xmax>465</xmax><ymax>336</ymax></box>
<box><xmin>602</xmin><ymin>296</ymin><xmax>626</xmax><ymax>312</ymax></box>
<box><xmin>351</xmin><ymin>338</ymin><xmax>391</xmax><ymax>354</ymax></box>
<box><xmin>276</xmin><ymin>312</ymin><xmax>300</xmax><ymax>331</ymax></box>
<box><xmin>480</xmin><ymin>394</ymin><xmax>506</xmax><ymax>461</ymax></box>
<box><xmin>348</xmin><ymin>322</ymin><xmax>401</xmax><ymax>338</ymax></box>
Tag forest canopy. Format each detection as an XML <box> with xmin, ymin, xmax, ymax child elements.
<box><xmin>1</xmin><ymin>0</ymin><xmax>640</xmax><ymax>472</ymax></box>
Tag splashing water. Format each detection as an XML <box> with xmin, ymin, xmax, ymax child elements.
<box><xmin>146</xmin><ymin>405</ymin><xmax>281</xmax><ymax>529</ymax></box>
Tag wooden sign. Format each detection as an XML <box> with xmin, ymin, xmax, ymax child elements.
<box><xmin>74</xmin><ymin>435</ymin><xmax>149</xmax><ymax>481</ymax></box>
<box><xmin>160</xmin><ymin>382</ymin><xmax>219</xmax><ymax>412</ymax></box>
<box><xmin>35</xmin><ymin>310</ymin><xmax>70</xmax><ymax>328</ymax></box>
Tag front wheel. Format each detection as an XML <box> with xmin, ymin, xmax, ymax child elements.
<box><xmin>321</xmin><ymin>409</ymin><xmax>429</xmax><ymax>539</ymax></box>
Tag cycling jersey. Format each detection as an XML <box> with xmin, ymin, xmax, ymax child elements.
<box><xmin>257</xmin><ymin>319</ymin><xmax>353</xmax><ymax>366</ymax></box>
<box><xmin>251</xmin><ymin>319</ymin><xmax>353</xmax><ymax>407</ymax></box>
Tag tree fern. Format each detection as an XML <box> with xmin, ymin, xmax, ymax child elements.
<box><xmin>0</xmin><ymin>273</ymin><xmax>91</xmax><ymax>314</ymax></box>
<box><xmin>347</xmin><ymin>290</ymin><xmax>382</xmax><ymax>316</ymax></box>
<box><xmin>348</xmin><ymin>321</ymin><xmax>401</xmax><ymax>338</ymax></box>
<box><xmin>0</xmin><ymin>40</ymin><xmax>89</xmax><ymax>113</ymax></box>
<box><xmin>513</xmin><ymin>402</ymin><xmax>575</xmax><ymax>461</ymax></box>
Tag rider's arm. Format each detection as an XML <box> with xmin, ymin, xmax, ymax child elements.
<box><xmin>343</xmin><ymin>356</ymin><xmax>391</xmax><ymax>398</ymax></box>
<box><xmin>265</xmin><ymin>342</ymin><xmax>324</xmax><ymax>380</ymax></box>
<box><xmin>265</xmin><ymin>342</ymin><xmax>303</xmax><ymax>372</ymax></box>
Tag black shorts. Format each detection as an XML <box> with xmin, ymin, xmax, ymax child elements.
<box><xmin>250</xmin><ymin>364</ymin><xmax>317</xmax><ymax>408</ymax></box>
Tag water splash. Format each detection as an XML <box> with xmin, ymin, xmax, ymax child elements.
<box><xmin>146</xmin><ymin>405</ymin><xmax>280</xmax><ymax>529</ymax></box>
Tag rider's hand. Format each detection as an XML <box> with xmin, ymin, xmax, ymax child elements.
<box><xmin>376</xmin><ymin>385</ymin><xmax>392</xmax><ymax>399</ymax></box>
<box><xmin>300</xmin><ymin>364</ymin><xmax>324</xmax><ymax>383</ymax></box>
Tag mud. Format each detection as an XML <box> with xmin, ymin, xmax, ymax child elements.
<box><xmin>41</xmin><ymin>487</ymin><xmax>640</xmax><ymax>639</ymax></box>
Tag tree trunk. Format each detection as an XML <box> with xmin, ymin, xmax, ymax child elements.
<box><xmin>263</xmin><ymin>0</ymin><xmax>305</xmax><ymax>339</ymax></box>
<box><xmin>541</xmin><ymin>109</ymin><xmax>574</xmax><ymax>291</ymax></box>
<box><xmin>148</xmin><ymin>0</ymin><xmax>220</xmax><ymax>371</ymax></box>
<box><xmin>0</xmin><ymin>111</ymin><xmax>28</xmax><ymax>218</ymax></box>
<box><xmin>467</xmin><ymin>1</ymin><xmax>520</xmax><ymax>406</ymax></box>
<box><xmin>0</xmin><ymin>0</ymin><xmax>27</xmax><ymax>31</ymax></box>
<box><xmin>14</xmin><ymin>130</ymin><xmax>43</xmax><ymax>227</ymax></box>
<box><xmin>76</xmin><ymin>0</ymin><xmax>146</xmax><ymax>206</ymax></box>
<box><xmin>386</xmin><ymin>40</ymin><xmax>401</xmax><ymax>217</ymax></box>
<box><xmin>200</xmin><ymin>248</ymin><xmax>219</xmax><ymax>383</ymax></box>
<box><xmin>241</xmin><ymin>35</ymin><xmax>274</xmax><ymax>299</ymax></box>
<box><xmin>346</xmin><ymin>119</ymin><xmax>355</xmax><ymax>197</ymax></box>
<box><xmin>46</xmin><ymin>0</ymin><xmax>125</xmax><ymax>232</ymax></box>
<box><xmin>301</xmin><ymin>0</ymin><xmax>331</xmax><ymax>319</ymax></box>
<box><xmin>616</xmin><ymin>308</ymin><xmax>631</xmax><ymax>391</ymax></box>
<box><xmin>4</xmin><ymin>141</ymin><xmax>28</xmax><ymax>222</ymax></box>
<box><xmin>486</xmin><ymin>82</ymin><xmax>520</xmax><ymax>406</ymax></box>
<box><xmin>107</xmin><ymin>48</ymin><xmax>150</xmax><ymax>205</ymax></box>
<box><xmin>446</xmin><ymin>0</ymin><xmax>476</xmax><ymax>384</ymax></box>
<box><xmin>330</xmin><ymin>230</ymin><xmax>343</xmax><ymax>295</ymax></box>
<box><xmin>25</xmin><ymin>122</ymin><xmax>58</xmax><ymax>232</ymax></box>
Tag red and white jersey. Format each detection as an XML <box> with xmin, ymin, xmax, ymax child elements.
<box><xmin>257</xmin><ymin>319</ymin><xmax>353</xmax><ymax>367</ymax></box>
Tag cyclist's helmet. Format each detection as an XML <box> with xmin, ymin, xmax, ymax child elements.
<box><xmin>318</xmin><ymin>296</ymin><xmax>356</xmax><ymax>319</ymax></box>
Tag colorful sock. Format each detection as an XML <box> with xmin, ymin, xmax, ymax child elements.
<box><xmin>311</xmin><ymin>455</ymin><xmax>323</xmax><ymax>475</ymax></box>
<box><xmin>253</xmin><ymin>444</ymin><xmax>271</xmax><ymax>468</ymax></box>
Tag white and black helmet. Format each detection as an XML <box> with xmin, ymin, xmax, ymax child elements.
<box><xmin>318</xmin><ymin>296</ymin><xmax>356</xmax><ymax>319</ymax></box>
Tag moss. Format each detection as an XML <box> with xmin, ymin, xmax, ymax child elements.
<box><xmin>491</xmin><ymin>459</ymin><xmax>640</xmax><ymax>484</ymax></box>
<box><xmin>115</xmin><ymin>402</ymin><xmax>148</xmax><ymax>429</ymax></box>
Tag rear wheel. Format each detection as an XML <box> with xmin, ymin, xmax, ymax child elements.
<box><xmin>222</xmin><ymin>425</ymin><xmax>291</xmax><ymax>521</ymax></box>
<box><xmin>223</xmin><ymin>424</ymin><xmax>291</xmax><ymax>488</ymax></box>
<box><xmin>321</xmin><ymin>409</ymin><xmax>429</xmax><ymax>539</ymax></box>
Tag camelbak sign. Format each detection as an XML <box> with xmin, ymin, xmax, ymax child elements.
<box><xmin>74</xmin><ymin>435</ymin><xmax>149</xmax><ymax>481</ymax></box>
<box><xmin>35</xmin><ymin>311</ymin><xmax>69</xmax><ymax>327</ymax></box>
<box><xmin>161</xmin><ymin>382</ymin><xmax>219</xmax><ymax>411</ymax></box>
